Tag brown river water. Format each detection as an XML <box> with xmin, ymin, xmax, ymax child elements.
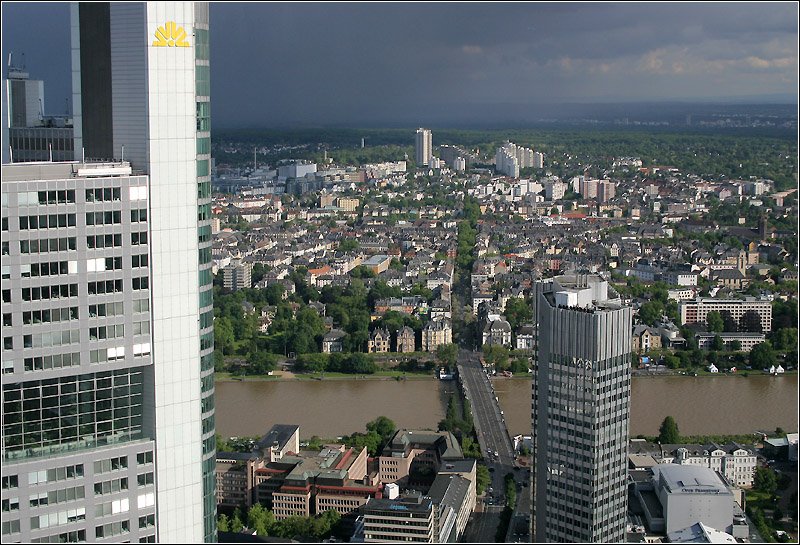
<box><xmin>214</xmin><ymin>374</ymin><xmax>797</xmax><ymax>440</ymax></box>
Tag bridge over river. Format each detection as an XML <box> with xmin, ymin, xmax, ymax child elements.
<box><xmin>457</xmin><ymin>349</ymin><xmax>531</xmax><ymax>543</ymax></box>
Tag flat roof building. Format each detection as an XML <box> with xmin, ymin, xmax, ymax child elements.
<box><xmin>1</xmin><ymin>161</ymin><xmax>158</xmax><ymax>543</ymax></box>
<box><xmin>533</xmin><ymin>274</ymin><xmax>632</xmax><ymax>543</ymax></box>
<box><xmin>360</xmin><ymin>493</ymin><xmax>435</xmax><ymax>543</ymax></box>
<box><xmin>679</xmin><ymin>297</ymin><xmax>772</xmax><ymax>332</ymax></box>
<box><xmin>635</xmin><ymin>464</ymin><xmax>746</xmax><ymax>538</ymax></box>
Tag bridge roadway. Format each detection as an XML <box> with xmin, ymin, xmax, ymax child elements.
<box><xmin>457</xmin><ymin>349</ymin><xmax>530</xmax><ymax>543</ymax></box>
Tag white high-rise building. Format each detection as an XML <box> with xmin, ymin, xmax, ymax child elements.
<box><xmin>415</xmin><ymin>128</ymin><xmax>432</xmax><ymax>166</ymax></box>
<box><xmin>533</xmin><ymin>151</ymin><xmax>544</xmax><ymax>169</ymax></box>
<box><xmin>0</xmin><ymin>3</ymin><xmax>215</xmax><ymax>543</ymax></box>
<box><xmin>74</xmin><ymin>3</ymin><xmax>216</xmax><ymax>540</ymax></box>
<box><xmin>544</xmin><ymin>180</ymin><xmax>567</xmax><ymax>201</ymax></box>
<box><xmin>496</xmin><ymin>141</ymin><xmax>534</xmax><ymax>178</ymax></box>
<box><xmin>532</xmin><ymin>274</ymin><xmax>632</xmax><ymax>542</ymax></box>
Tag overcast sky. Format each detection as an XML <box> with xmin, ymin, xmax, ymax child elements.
<box><xmin>2</xmin><ymin>2</ymin><xmax>797</xmax><ymax>127</ymax></box>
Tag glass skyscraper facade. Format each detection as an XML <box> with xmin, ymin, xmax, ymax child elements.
<box><xmin>531</xmin><ymin>274</ymin><xmax>632</xmax><ymax>543</ymax></box>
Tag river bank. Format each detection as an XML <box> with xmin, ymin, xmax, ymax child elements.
<box><xmin>215</xmin><ymin>369</ymin><xmax>798</xmax><ymax>383</ymax></box>
<box><xmin>215</xmin><ymin>370</ymin><xmax>437</xmax><ymax>382</ymax></box>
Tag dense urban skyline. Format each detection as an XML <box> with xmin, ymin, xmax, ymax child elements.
<box><xmin>2</xmin><ymin>2</ymin><xmax>798</xmax><ymax>127</ymax></box>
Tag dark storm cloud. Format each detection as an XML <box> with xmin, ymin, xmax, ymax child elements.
<box><xmin>2</xmin><ymin>2</ymin><xmax>796</xmax><ymax>127</ymax></box>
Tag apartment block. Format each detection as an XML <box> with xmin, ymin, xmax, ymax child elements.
<box><xmin>679</xmin><ymin>298</ymin><xmax>772</xmax><ymax>332</ymax></box>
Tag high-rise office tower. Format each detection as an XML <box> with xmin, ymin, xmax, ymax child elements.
<box><xmin>415</xmin><ymin>128</ymin><xmax>432</xmax><ymax>167</ymax></box>
<box><xmin>1</xmin><ymin>2</ymin><xmax>215</xmax><ymax>542</ymax></box>
<box><xmin>531</xmin><ymin>274</ymin><xmax>631</xmax><ymax>543</ymax></box>
<box><xmin>4</xmin><ymin>64</ymin><xmax>74</xmax><ymax>163</ymax></box>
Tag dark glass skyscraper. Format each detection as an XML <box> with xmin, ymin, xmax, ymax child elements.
<box><xmin>532</xmin><ymin>274</ymin><xmax>632</xmax><ymax>543</ymax></box>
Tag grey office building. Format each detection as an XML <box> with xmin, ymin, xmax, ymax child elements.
<box><xmin>532</xmin><ymin>274</ymin><xmax>632</xmax><ymax>543</ymax></box>
<box><xmin>2</xmin><ymin>162</ymin><xmax>158</xmax><ymax>542</ymax></box>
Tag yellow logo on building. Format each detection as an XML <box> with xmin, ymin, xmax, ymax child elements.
<box><xmin>153</xmin><ymin>21</ymin><xmax>190</xmax><ymax>47</ymax></box>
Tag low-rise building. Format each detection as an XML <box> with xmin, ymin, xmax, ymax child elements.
<box><xmin>633</xmin><ymin>464</ymin><xmax>748</xmax><ymax>538</ymax></box>
<box><xmin>322</xmin><ymin>329</ymin><xmax>346</xmax><ymax>353</ymax></box>
<box><xmin>629</xmin><ymin>440</ymin><xmax>757</xmax><ymax>489</ymax></box>
<box><xmin>216</xmin><ymin>425</ymin><xmax>300</xmax><ymax>508</ymax></box>
<box><xmin>271</xmin><ymin>444</ymin><xmax>378</xmax><ymax>520</ymax></box>
<box><xmin>421</xmin><ymin>319</ymin><xmax>452</xmax><ymax>352</ymax></box>
<box><xmin>378</xmin><ymin>429</ymin><xmax>463</xmax><ymax>487</ymax></box>
<box><xmin>396</xmin><ymin>326</ymin><xmax>416</xmax><ymax>353</ymax></box>
<box><xmin>430</xmin><ymin>459</ymin><xmax>477</xmax><ymax>542</ymax></box>
<box><xmin>368</xmin><ymin>328</ymin><xmax>390</xmax><ymax>353</ymax></box>
<box><xmin>360</xmin><ymin>493</ymin><xmax>435</xmax><ymax>543</ymax></box>
<box><xmin>632</xmin><ymin>324</ymin><xmax>663</xmax><ymax>354</ymax></box>
<box><xmin>695</xmin><ymin>332</ymin><xmax>766</xmax><ymax>352</ymax></box>
<box><xmin>362</xmin><ymin>254</ymin><xmax>393</xmax><ymax>274</ymax></box>
<box><xmin>515</xmin><ymin>324</ymin><xmax>535</xmax><ymax>351</ymax></box>
<box><xmin>679</xmin><ymin>298</ymin><xmax>772</xmax><ymax>332</ymax></box>
<box><xmin>481</xmin><ymin>318</ymin><xmax>512</xmax><ymax>347</ymax></box>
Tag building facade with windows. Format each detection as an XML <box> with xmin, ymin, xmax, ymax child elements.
<box><xmin>679</xmin><ymin>297</ymin><xmax>772</xmax><ymax>332</ymax></box>
<box><xmin>1</xmin><ymin>162</ymin><xmax>159</xmax><ymax>543</ymax></box>
<box><xmin>2</xmin><ymin>2</ymin><xmax>215</xmax><ymax>542</ymax></box>
<box><xmin>532</xmin><ymin>274</ymin><xmax>632</xmax><ymax>543</ymax></box>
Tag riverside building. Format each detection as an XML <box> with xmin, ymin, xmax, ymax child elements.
<box><xmin>532</xmin><ymin>274</ymin><xmax>632</xmax><ymax>542</ymax></box>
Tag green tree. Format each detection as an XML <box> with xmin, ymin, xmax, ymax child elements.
<box><xmin>754</xmin><ymin>466</ymin><xmax>778</xmax><ymax>495</ymax></box>
<box><xmin>247</xmin><ymin>503</ymin><xmax>274</xmax><ymax>536</ymax></box>
<box><xmin>339</xmin><ymin>238</ymin><xmax>359</xmax><ymax>252</ymax></box>
<box><xmin>664</xmin><ymin>354</ymin><xmax>681</xmax><ymax>369</ymax></box>
<box><xmin>215</xmin><ymin>433</ymin><xmax>231</xmax><ymax>453</ymax></box>
<box><xmin>771</xmin><ymin>327</ymin><xmax>798</xmax><ymax>352</ymax></box>
<box><xmin>230</xmin><ymin>508</ymin><xmax>244</xmax><ymax>533</ymax></box>
<box><xmin>729</xmin><ymin>340</ymin><xmax>742</xmax><ymax>352</ymax></box>
<box><xmin>706</xmin><ymin>311</ymin><xmax>724</xmax><ymax>333</ymax></box>
<box><xmin>436</xmin><ymin>343</ymin><xmax>458</xmax><ymax>368</ymax></box>
<box><xmin>503</xmin><ymin>297</ymin><xmax>533</xmax><ymax>332</ymax></box>
<box><xmin>214</xmin><ymin>316</ymin><xmax>236</xmax><ymax>355</ymax></box>
<box><xmin>366</xmin><ymin>416</ymin><xmax>396</xmax><ymax>441</ymax></box>
<box><xmin>639</xmin><ymin>301</ymin><xmax>664</xmax><ymax>327</ymax></box>
<box><xmin>749</xmin><ymin>341</ymin><xmax>777</xmax><ymax>370</ymax></box>
<box><xmin>476</xmin><ymin>465</ymin><xmax>491</xmax><ymax>495</ymax></box>
<box><xmin>658</xmin><ymin>416</ymin><xmax>680</xmax><ymax>444</ymax></box>
<box><xmin>711</xmin><ymin>335</ymin><xmax>725</xmax><ymax>351</ymax></box>
<box><xmin>217</xmin><ymin>514</ymin><xmax>230</xmax><ymax>533</ymax></box>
